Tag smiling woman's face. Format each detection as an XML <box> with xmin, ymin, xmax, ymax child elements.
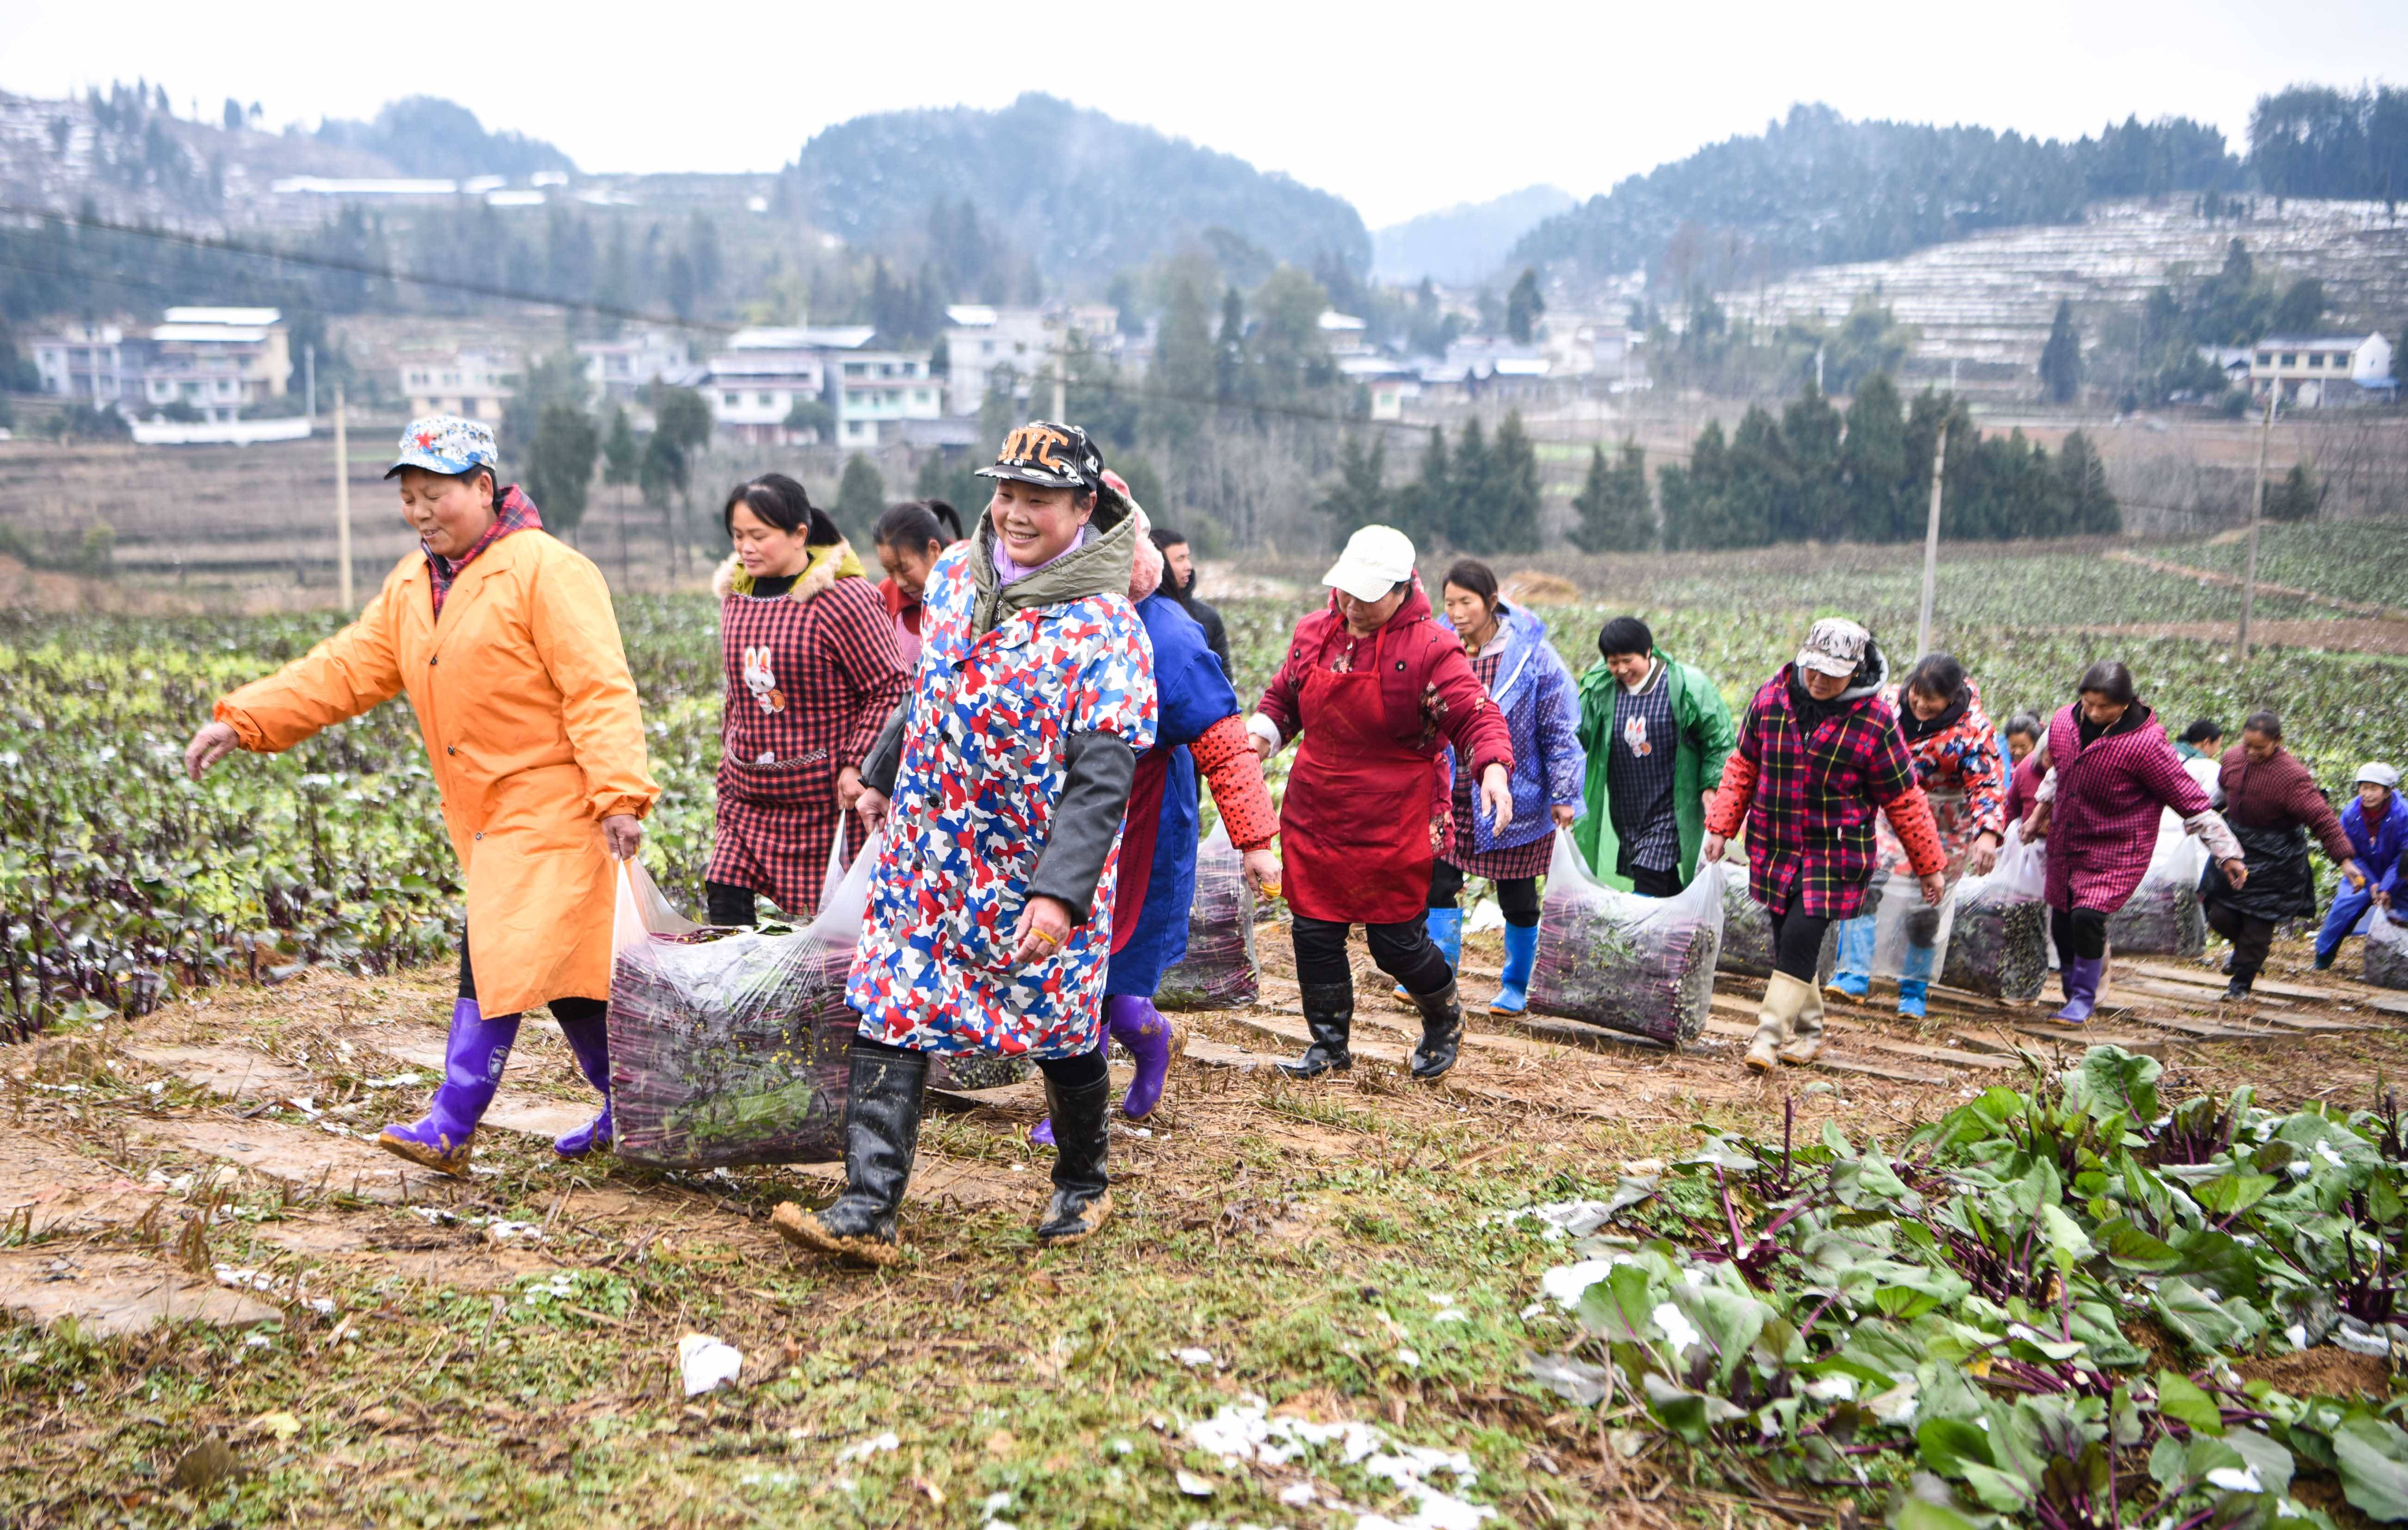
<box><xmin>397</xmin><ymin>468</ymin><xmax>495</xmax><ymax>558</ymax></box>
<box><xmin>988</xmin><ymin>480</ymin><xmax>1093</xmax><ymax>568</ymax></box>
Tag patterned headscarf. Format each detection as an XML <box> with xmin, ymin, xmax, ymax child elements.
<box><xmin>427</xmin><ymin>484</ymin><xmax>543</xmax><ymax>615</ymax></box>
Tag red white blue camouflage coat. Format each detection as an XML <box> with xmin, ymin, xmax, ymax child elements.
<box><xmin>846</xmin><ymin>543</ymin><xmax>1157</xmax><ymax>1059</ymax></box>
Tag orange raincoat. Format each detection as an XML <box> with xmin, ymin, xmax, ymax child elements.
<box><xmin>214</xmin><ymin>532</ymin><xmax>658</xmax><ymax>1017</ymax></box>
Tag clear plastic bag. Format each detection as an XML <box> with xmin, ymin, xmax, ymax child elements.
<box><xmin>1865</xmin><ymin>864</ymin><xmax>1959</xmax><ymax>984</ymax></box>
<box><xmin>2366</xmin><ymin>913</ymin><xmax>2408</xmax><ymax>991</ymax></box>
<box><xmin>604</xmin><ymin>831</ymin><xmax>879</xmax><ymax>1169</ymax></box>
<box><xmin>2105</xmin><ymin>818</ymin><xmax>2210</xmax><ymax>957</ymax></box>
<box><xmin>1529</xmin><ymin>829</ymin><xmax>1726</xmax><ymax>1045</ymax></box>
<box><xmin>1715</xmin><ymin>843</ymin><xmax>1847</xmax><ymax>986</ymax></box>
<box><xmin>1155</xmin><ymin>821</ymin><xmax>1260</xmax><ymax>1011</ymax></box>
<box><xmin>1940</xmin><ymin>823</ymin><xmax>2050</xmax><ymax>1000</ymax></box>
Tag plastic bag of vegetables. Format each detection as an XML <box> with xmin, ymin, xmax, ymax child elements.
<box><xmin>1529</xmin><ymin>829</ymin><xmax>1725</xmax><ymax>1045</ymax></box>
<box><xmin>1940</xmin><ymin>823</ymin><xmax>2050</xmax><ymax>1000</ymax></box>
<box><xmin>1716</xmin><ymin>841</ymin><xmax>1844</xmax><ymax>987</ymax></box>
<box><xmin>2104</xmin><ymin>821</ymin><xmax>2209</xmax><ymax>957</ymax></box>
<box><xmin>1155</xmin><ymin>820</ymin><xmax>1260</xmax><ymax>1010</ymax></box>
<box><xmin>604</xmin><ymin>835</ymin><xmax>879</xmax><ymax>1169</ymax></box>
<box><xmin>2367</xmin><ymin>913</ymin><xmax>2408</xmax><ymax>991</ymax></box>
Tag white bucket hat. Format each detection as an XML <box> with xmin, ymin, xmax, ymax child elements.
<box><xmin>1322</xmin><ymin>525</ymin><xmax>1416</xmax><ymax>603</ymax></box>
<box><xmin>2357</xmin><ymin>762</ymin><xmax>2401</xmax><ymax>789</ymax></box>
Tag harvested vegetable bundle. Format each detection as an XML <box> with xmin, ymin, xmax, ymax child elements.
<box><xmin>1530</xmin><ymin>830</ymin><xmax>1725</xmax><ymax>1045</ymax></box>
<box><xmin>1715</xmin><ymin>844</ymin><xmax>1845</xmax><ymax>987</ymax></box>
<box><xmin>1940</xmin><ymin>826</ymin><xmax>2049</xmax><ymax>1001</ymax></box>
<box><xmin>2104</xmin><ymin>828</ymin><xmax>2208</xmax><ymax>957</ymax></box>
<box><xmin>1155</xmin><ymin>821</ymin><xmax>1259</xmax><ymax>1011</ymax></box>
<box><xmin>2367</xmin><ymin>915</ymin><xmax>2408</xmax><ymax>991</ymax></box>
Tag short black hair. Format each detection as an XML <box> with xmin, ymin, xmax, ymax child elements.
<box><xmin>2242</xmin><ymin>709</ymin><xmax>2283</xmax><ymax>740</ymax></box>
<box><xmin>724</xmin><ymin>473</ymin><xmax>840</xmax><ymax>544</ymax></box>
<box><xmin>1149</xmin><ymin>526</ymin><xmax>1189</xmax><ymax>552</ymax></box>
<box><xmin>2076</xmin><ymin>659</ymin><xmax>2137</xmax><ymax>706</ymax></box>
<box><xmin>1442</xmin><ymin>558</ymin><xmax>1499</xmax><ymax>607</ymax></box>
<box><xmin>2180</xmin><ymin>717</ymin><xmax>2224</xmax><ymax>745</ymax></box>
<box><xmin>1904</xmin><ymin>652</ymin><xmax>1966</xmax><ymax>706</ymax></box>
<box><xmin>2003</xmin><ymin>712</ymin><xmax>2043</xmax><ymax>742</ymax></box>
<box><xmin>874</xmin><ymin>499</ymin><xmax>962</xmax><ymax>550</ymax></box>
<box><xmin>1597</xmin><ymin>616</ymin><xmax>1654</xmax><ymax>661</ymax></box>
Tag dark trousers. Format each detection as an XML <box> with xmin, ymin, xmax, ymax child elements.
<box><xmin>2204</xmin><ymin>902</ymin><xmax>2276</xmax><ymax>984</ymax></box>
<box><xmin>1625</xmin><ymin>864</ymin><xmax>1681</xmax><ymax>900</ymax></box>
<box><xmin>1765</xmin><ymin>909</ymin><xmax>1831</xmax><ymax>984</ymax></box>
<box><xmin>458</xmin><ymin>937</ymin><xmax>606</xmax><ymax>1024</ymax></box>
<box><xmin>1426</xmin><ymin>861</ymin><xmax>1541</xmax><ymax>927</ymax></box>
<box><xmin>1291</xmin><ymin>913</ymin><xmax>1454</xmax><ymax>998</ymax></box>
<box><xmin>705</xmin><ymin>880</ymin><xmax>758</xmax><ymax>927</ymax></box>
<box><xmin>2050</xmin><ymin>906</ymin><xmax>2110</xmax><ymax>965</ymax></box>
<box><xmin>857</xmin><ymin>1032</ymin><xmax>1106</xmax><ymax>1089</ymax></box>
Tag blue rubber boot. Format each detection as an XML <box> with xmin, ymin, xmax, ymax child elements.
<box><xmin>1395</xmin><ymin>907</ymin><xmax>1463</xmax><ymax>1000</ymax></box>
<box><xmin>1826</xmin><ymin>915</ymin><xmax>1875</xmax><ymax>999</ymax></box>
<box><xmin>378</xmin><ymin>998</ymin><xmax>520</xmax><ymax>1178</ymax></box>
<box><xmin>1489</xmin><ymin>922</ymin><xmax>1539</xmax><ymax>1014</ymax></box>
<box><xmin>1896</xmin><ymin>939</ymin><xmax>1935</xmax><ymax>1020</ymax></box>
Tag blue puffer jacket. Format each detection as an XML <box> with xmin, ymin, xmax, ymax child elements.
<box><xmin>1437</xmin><ymin>601</ymin><xmax>1585</xmax><ymax>855</ymax></box>
<box><xmin>2343</xmin><ymin>791</ymin><xmax>2408</xmax><ymax>896</ymax></box>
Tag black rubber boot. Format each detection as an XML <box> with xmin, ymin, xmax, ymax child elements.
<box><xmin>1409</xmin><ymin>980</ymin><xmax>1464</xmax><ymax>1080</ymax></box>
<box><xmin>1280</xmin><ymin>982</ymin><xmax>1355</xmax><ymax>1078</ymax></box>
<box><xmin>773</xmin><ymin>1042</ymin><xmax>927</xmax><ymax>1267</ymax></box>
<box><xmin>1034</xmin><ymin>1072</ymin><xmax>1113</xmax><ymax>1246</ymax></box>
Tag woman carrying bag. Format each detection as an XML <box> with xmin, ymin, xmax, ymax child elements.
<box><xmin>185</xmin><ymin>416</ymin><xmax>657</xmax><ymax>1174</ymax></box>
<box><xmin>705</xmin><ymin>474</ymin><xmax>908</xmax><ymax>926</ymax></box>
<box><xmin>1247</xmin><ymin>525</ymin><xmax>1514</xmax><ymax>1083</ymax></box>
<box><xmin>1700</xmin><ymin>618</ymin><xmax>1947</xmax><ymax>1072</ymax></box>
<box><xmin>2205</xmin><ymin>711</ymin><xmax>2354</xmax><ymax>999</ymax></box>
<box><xmin>1420</xmin><ymin>559</ymin><xmax>1583</xmax><ymax>1016</ymax></box>
<box><xmin>773</xmin><ymin>422</ymin><xmax>1155</xmax><ymax>1266</ymax></box>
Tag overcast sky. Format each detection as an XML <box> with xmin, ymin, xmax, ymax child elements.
<box><xmin>5</xmin><ymin>0</ymin><xmax>2404</xmax><ymax>228</ymax></box>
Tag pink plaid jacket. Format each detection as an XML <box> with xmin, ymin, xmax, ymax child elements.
<box><xmin>2040</xmin><ymin>702</ymin><xmax>2211</xmax><ymax>913</ymax></box>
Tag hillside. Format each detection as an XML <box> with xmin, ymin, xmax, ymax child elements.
<box><xmin>1514</xmin><ymin>103</ymin><xmax>2241</xmax><ymax>286</ymax></box>
<box><xmin>1370</xmin><ymin>184</ymin><xmax>1574</xmax><ymax>286</ymax></box>
<box><xmin>780</xmin><ymin>93</ymin><xmax>1370</xmax><ymax>284</ymax></box>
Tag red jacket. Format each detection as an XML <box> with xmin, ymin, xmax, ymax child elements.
<box><xmin>2218</xmin><ymin>744</ymin><xmax>2352</xmax><ymax>863</ymax></box>
<box><xmin>2042</xmin><ymin>702</ymin><xmax>2211</xmax><ymax>913</ymax></box>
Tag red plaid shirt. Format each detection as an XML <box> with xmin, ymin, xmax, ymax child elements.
<box><xmin>1706</xmin><ymin>666</ymin><xmax>1945</xmax><ymax>918</ymax></box>
<box><xmin>426</xmin><ymin>485</ymin><xmax>542</xmax><ymax>615</ymax></box>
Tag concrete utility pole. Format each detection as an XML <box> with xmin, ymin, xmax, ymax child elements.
<box><xmin>304</xmin><ymin>343</ymin><xmax>316</xmax><ymax>420</ymax></box>
<box><xmin>1916</xmin><ymin>420</ymin><xmax>1949</xmax><ymax>659</ymax></box>
<box><xmin>2237</xmin><ymin>385</ymin><xmax>2276</xmax><ymax>663</ymax></box>
<box><xmin>333</xmin><ymin>383</ymin><xmax>353</xmax><ymax>611</ymax></box>
<box><xmin>1815</xmin><ymin>345</ymin><xmax>1824</xmax><ymax>394</ymax></box>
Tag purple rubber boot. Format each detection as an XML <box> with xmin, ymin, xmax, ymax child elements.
<box><xmin>379</xmin><ymin>998</ymin><xmax>519</xmax><ymax>1177</ymax></box>
<box><xmin>553</xmin><ymin>1013</ymin><xmax>613</xmax><ymax>1160</ymax></box>
<box><xmin>1107</xmin><ymin>994</ymin><xmax>1177</xmax><ymax>1120</ymax></box>
<box><xmin>2052</xmin><ymin>957</ymin><xmax>2102</xmax><ymax>1026</ymax></box>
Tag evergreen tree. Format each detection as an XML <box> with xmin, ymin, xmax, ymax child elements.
<box><xmin>1569</xmin><ymin>442</ymin><xmax>1652</xmax><ymax>552</ymax></box>
<box><xmin>1720</xmin><ymin>406</ymin><xmax>1787</xmax><ymax>549</ymax></box>
<box><xmin>1249</xmin><ymin>265</ymin><xmax>1334</xmax><ymax>400</ymax></box>
<box><xmin>1150</xmin><ymin>273</ymin><xmax>1216</xmax><ymax>444</ymax></box>
<box><xmin>1449</xmin><ymin>416</ymin><xmax>1492</xmax><ymax>550</ymax></box>
<box><xmin>1664</xmin><ymin>420</ymin><xmax>1735</xmax><ymax>549</ymax></box>
<box><xmin>2267</xmin><ymin>461</ymin><xmax>2322</xmax><ymax>521</ymax></box>
<box><xmin>1214</xmin><ymin>285</ymin><xmax>1247</xmax><ymax>404</ymax></box>
<box><xmin>1780</xmin><ymin>384</ymin><xmax>1843</xmax><ymax>540</ymax></box>
<box><xmin>1839</xmin><ymin>373</ymin><xmax>1909</xmax><ymax>541</ymax></box>
<box><xmin>1505</xmin><ymin>267</ymin><xmax>1545</xmax><ymax>344</ymax></box>
<box><xmin>2057</xmin><ymin>430</ymin><xmax>2120</xmax><ymax>533</ymax></box>
<box><xmin>835</xmin><ymin>453</ymin><xmax>887</xmax><ymax>537</ymax></box>
<box><xmin>1394</xmin><ymin>427</ymin><xmax>1452</xmax><ymax>550</ymax></box>
<box><xmin>1489</xmin><ymin>412</ymin><xmax>1543</xmax><ymax>553</ymax></box>
<box><xmin>526</xmin><ymin>403</ymin><xmax>599</xmax><ymax>538</ymax></box>
<box><xmin>602</xmin><ymin>407</ymin><xmax>639</xmax><ymax>489</ymax></box>
<box><xmin>2039</xmin><ymin>299</ymin><xmax>2082</xmax><ymax>403</ymax></box>
<box><xmin>1315</xmin><ymin>435</ymin><xmax>1388</xmax><ymax>545</ymax></box>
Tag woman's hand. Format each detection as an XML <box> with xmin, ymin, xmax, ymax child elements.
<box><xmin>1012</xmin><ymin>895</ymin><xmax>1076</xmax><ymax>965</ymax></box>
<box><xmin>2219</xmin><ymin>858</ymin><xmax>2249</xmax><ymax>890</ymax></box>
<box><xmin>855</xmin><ymin>788</ymin><xmax>891</xmax><ymax>835</ymax></box>
<box><xmin>2344</xmin><ymin>863</ymin><xmax>2368</xmax><ymax>891</ymax></box>
<box><xmin>1699</xmin><ymin>832</ymin><xmax>1727</xmax><ymax>865</ymax></box>
<box><xmin>1479</xmin><ymin>764</ymin><xmax>1514</xmax><ymax>835</ymax></box>
<box><xmin>184</xmin><ymin>721</ymin><xmax>241</xmax><ymax>782</ymax></box>
<box><xmin>2022</xmin><ymin>801</ymin><xmax>2051</xmax><ymax>842</ymax></box>
<box><xmin>601</xmin><ymin>814</ymin><xmax>644</xmax><ymax>860</ymax></box>
<box><xmin>835</xmin><ymin>765</ymin><xmax>864</xmax><ymax>814</ymax></box>
<box><xmin>1241</xmin><ymin>848</ymin><xmax>1281</xmax><ymax>898</ymax></box>
<box><xmin>1919</xmin><ymin>870</ymin><xmax>1948</xmax><ymax>907</ymax></box>
<box><xmin>1963</xmin><ymin>832</ymin><xmax>2001</xmax><ymax>878</ymax></box>
<box><xmin>1551</xmin><ymin>803</ymin><xmax>1578</xmax><ymax>830</ymax></box>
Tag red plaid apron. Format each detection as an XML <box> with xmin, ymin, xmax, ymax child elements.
<box><xmin>706</xmin><ymin>589</ymin><xmax>860</xmax><ymax>916</ymax></box>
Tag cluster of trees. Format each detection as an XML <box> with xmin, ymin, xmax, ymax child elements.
<box><xmin>312</xmin><ymin>97</ymin><xmax>576</xmax><ymax>180</ymax></box>
<box><xmin>2098</xmin><ymin>238</ymin><xmax>2332</xmax><ymax>408</ymax></box>
<box><xmin>2248</xmin><ymin>86</ymin><xmax>2408</xmax><ymax>201</ymax></box>
<box><xmin>1644</xmin><ymin>291</ymin><xmax>1920</xmax><ymax>399</ymax></box>
<box><xmin>1566</xmin><ymin>378</ymin><xmax>2118</xmax><ymax>552</ymax></box>
<box><xmin>1315</xmin><ymin>414</ymin><xmax>1544</xmax><ymax>555</ymax></box>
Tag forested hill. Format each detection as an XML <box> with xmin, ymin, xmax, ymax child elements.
<box><xmin>1513</xmin><ymin>104</ymin><xmax>2242</xmax><ymax>283</ymax></box>
<box><xmin>780</xmin><ymin>93</ymin><xmax>1370</xmax><ymax>284</ymax></box>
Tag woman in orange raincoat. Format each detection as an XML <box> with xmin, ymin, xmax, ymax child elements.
<box><xmin>184</xmin><ymin>415</ymin><xmax>659</xmax><ymax>1176</ymax></box>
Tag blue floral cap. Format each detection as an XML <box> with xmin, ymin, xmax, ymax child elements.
<box><xmin>387</xmin><ymin>414</ymin><xmax>499</xmax><ymax>479</ymax></box>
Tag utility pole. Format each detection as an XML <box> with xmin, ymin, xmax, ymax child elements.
<box><xmin>304</xmin><ymin>343</ymin><xmax>316</xmax><ymax>420</ymax></box>
<box><xmin>1814</xmin><ymin>344</ymin><xmax>1824</xmax><ymax>394</ymax></box>
<box><xmin>333</xmin><ymin>383</ymin><xmax>353</xmax><ymax>611</ymax></box>
<box><xmin>2237</xmin><ymin>384</ymin><xmax>2276</xmax><ymax>663</ymax></box>
<box><xmin>1915</xmin><ymin>419</ymin><xmax>1948</xmax><ymax>659</ymax></box>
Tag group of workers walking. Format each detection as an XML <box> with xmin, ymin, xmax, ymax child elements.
<box><xmin>182</xmin><ymin>410</ymin><xmax>2403</xmax><ymax>1267</ymax></box>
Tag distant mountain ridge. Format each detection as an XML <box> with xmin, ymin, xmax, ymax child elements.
<box><xmin>1514</xmin><ymin>103</ymin><xmax>2243</xmax><ymax>284</ymax></box>
<box><xmin>780</xmin><ymin>93</ymin><xmax>1370</xmax><ymax>283</ymax></box>
<box><xmin>313</xmin><ymin>96</ymin><xmax>576</xmax><ymax>180</ymax></box>
<box><xmin>1371</xmin><ymin>185</ymin><xmax>1576</xmax><ymax>286</ymax></box>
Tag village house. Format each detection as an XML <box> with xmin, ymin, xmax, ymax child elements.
<box><xmin>397</xmin><ymin>349</ymin><xmax>518</xmax><ymax>423</ymax></box>
<box><xmin>941</xmin><ymin>303</ymin><xmax>1120</xmax><ymax>416</ymax></box>
<box><xmin>2247</xmin><ymin>333</ymin><xmax>2396</xmax><ymax>407</ymax></box>
<box><xmin>32</xmin><ymin>308</ymin><xmax>291</xmax><ymax>423</ymax></box>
